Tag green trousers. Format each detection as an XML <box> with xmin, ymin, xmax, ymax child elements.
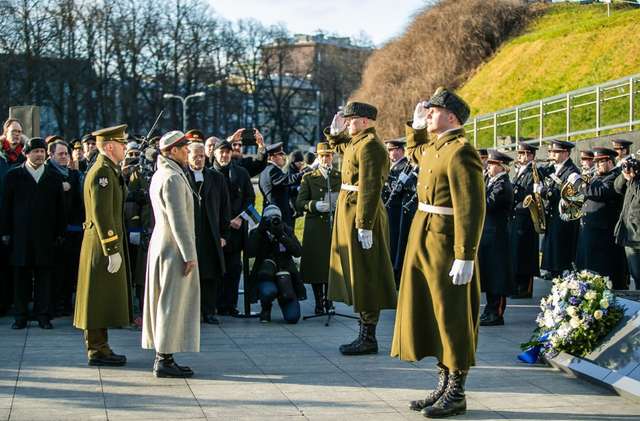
<box><xmin>84</xmin><ymin>328</ymin><xmax>112</xmax><ymax>359</ymax></box>
<box><xmin>360</xmin><ymin>310</ymin><xmax>380</xmax><ymax>325</ymax></box>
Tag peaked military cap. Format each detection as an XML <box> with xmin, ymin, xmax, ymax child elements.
<box><xmin>424</xmin><ymin>87</ymin><xmax>470</xmax><ymax>125</ymax></box>
<box><xmin>487</xmin><ymin>149</ymin><xmax>513</xmax><ymax>165</ymax></box>
<box><xmin>92</xmin><ymin>124</ymin><xmax>128</xmax><ymax>144</ymax></box>
<box><xmin>214</xmin><ymin>138</ymin><xmax>232</xmax><ymax>151</ymax></box>
<box><xmin>71</xmin><ymin>139</ymin><xmax>82</xmax><ymax>150</ymax></box>
<box><xmin>517</xmin><ymin>142</ymin><xmax>538</xmax><ymax>152</ymax></box>
<box><xmin>612</xmin><ymin>139</ymin><xmax>633</xmax><ymax>148</ymax></box>
<box><xmin>316</xmin><ymin>142</ymin><xmax>333</xmax><ymax>155</ymax></box>
<box><xmin>548</xmin><ymin>139</ymin><xmax>575</xmax><ymax>151</ymax></box>
<box><xmin>342</xmin><ymin>101</ymin><xmax>377</xmax><ymax>121</ymax></box>
<box><xmin>81</xmin><ymin>133</ymin><xmax>96</xmax><ymax>143</ymax></box>
<box><xmin>384</xmin><ymin>138</ymin><xmax>406</xmax><ymax>149</ymax></box>
<box><xmin>185</xmin><ymin>129</ymin><xmax>205</xmax><ymax>142</ymax></box>
<box><xmin>580</xmin><ymin>150</ymin><xmax>594</xmax><ymax>159</ymax></box>
<box><xmin>159</xmin><ymin>130</ymin><xmax>188</xmax><ymax>151</ymax></box>
<box><xmin>592</xmin><ymin>147</ymin><xmax>617</xmax><ymax>160</ymax></box>
<box><xmin>266</xmin><ymin>142</ymin><xmax>285</xmax><ymax>155</ymax></box>
<box><xmin>23</xmin><ymin>137</ymin><xmax>47</xmax><ymax>154</ymax></box>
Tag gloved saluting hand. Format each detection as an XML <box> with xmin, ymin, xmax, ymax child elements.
<box><xmin>330</xmin><ymin>111</ymin><xmax>347</xmax><ymax>135</ymax></box>
<box><xmin>412</xmin><ymin>102</ymin><xmax>429</xmax><ymax>130</ymax></box>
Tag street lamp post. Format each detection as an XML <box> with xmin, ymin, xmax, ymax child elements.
<box><xmin>162</xmin><ymin>91</ymin><xmax>205</xmax><ymax>132</ymax></box>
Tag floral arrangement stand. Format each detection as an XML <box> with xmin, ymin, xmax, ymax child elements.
<box><xmin>519</xmin><ymin>270</ymin><xmax>640</xmax><ymax>402</ymax></box>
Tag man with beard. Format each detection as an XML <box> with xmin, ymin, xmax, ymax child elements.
<box><xmin>391</xmin><ymin>88</ymin><xmax>485</xmax><ymax>418</ymax></box>
<box><xmin>325</xmin><ymin>101</ymin><xmax>397</xmax><ymax>356</ymax></box>
<box><xmin>211</xmin><ymin>138</ymin><xmax>255</xmax><ymax>316</ymax></box>
<box><xmin>143</xmin><ymin>131</ymin><xmax>199</xmax><ymax>378</ymax></box>
<box><xmin>576</xmin><ymin>147</ymin><xmax>627</xmax><ymax>289</ymax></box>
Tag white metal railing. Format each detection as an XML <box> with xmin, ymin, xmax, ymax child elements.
<box><xmin>465</xmin><ymin>73</ymin><xmax>640</xmax><ymax>149</ymax></box>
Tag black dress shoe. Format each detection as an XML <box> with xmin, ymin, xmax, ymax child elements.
<box><xmin>89</xmin><ymin>353</ymin><xmax>127</xmax><ymax>367</ymax></box>
<box><xmin>38</xmin><ymin>320</ymin><xmax>53</xmax><ymax>329</ymax></box>
<box><xmin>314</xmin><ymin>303</ymin><xmax>324</xmax><ymax>315</ymax></box>
<box><xmin>204</xmin><ymin>314</ymin><xmax>220</xmax><ymax>325</ymax></box>
<box><xmin>11</xmin><ymin>320</ymin><xmax>27</xmax><ymax>330</ymax></box>
<box><xmin>480</xmin><ymin>314</ymin><xmax>504</xmax><ymax>326</ymax></box>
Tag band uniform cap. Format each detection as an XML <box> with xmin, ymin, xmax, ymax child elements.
<box><xmin>424</xmin><ymin>87</ymin><xmax>470</xmax><ymax>125</ymax></box>
<box><xmin>580</xmin><ymin>150</ymin><xmax>594</xmax><ymax>159</ymax></box>
<box><xmin>214</xmin><ymin>138</ymin><xmax>233</xmax><ymax>151</ymax></box>
<box><xmin>23</xmin><ymin>137</ymin><xmax>47</xmax><ymax>154</ymax></box>
<box><xmin>342</xmin><ymin>101</ymin><xmax>378</xmax><ymax>121</ymax></box>
<box><xmin>81</xmin><ymin>133</ymin><xmax>96</xmax><ymax>143</ymax></box>
<box><xmin>548</xmin><ymin>139</ymin><xmax>575</xmax><ymax>151</ymax></box>
<box><xmin>612</xmin><ymin>139</ymin><xmax>633</xmax><ymax>148</ymax></box>
<box><xmin>477</xmin><ymin>148</ymin><xmax>488</xmax><ymax>157</ymax></box>
<box><xmin>517</xmin><ymin>142</ymin><xmax>538</xmax><ymax>152</ymax></box>
<box><xmin>316</xmin><ymin>142</ymin><xmax>333</xmax><ymax>155</ymax></box>
<box><xmin>92</xmin><ymin>124</ymin><xmax>128</xmax><ymax>145</ymax></box>
<box><xmin>159</xmin><ymin>130</ymin><xmax>188</xmax><ymax>151</ymax></box>
<box><xmin>126</xmin><ymin>141</ymin><xmax>141</xmax><ymax>152</ymax></box>
<box><xmin>45</xmin><ymin>135</ymin><xmax>64</xmax><ymax>145</ymax></box>
<box><xmin>266</xmin><ymin>142</ymin><xmax>284</xmax><ymax>155</ymax></box>
<box><xmin>486</xmin><ymin>149</ymin><xmax>513</xmax><ymax>165</ymax></box>
<box><xmin>185</xmin><ymin>129</ymin><xmax>205</xmax><ymax>142</ymax></box>
<box><xmin>384</xmin><ymin>138</ymin><xmax>406</xmax><ymax>149</ymax></box>
<box><xmin>592</xmin><ymin>147</ymin><xmax>618</xmax><ymax>161</ymax></box>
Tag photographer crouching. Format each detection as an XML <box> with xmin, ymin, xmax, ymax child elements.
<box><xmin>614</xmin><ymin>150</ymin><xmax>640</xmax><ymax>289</ymax></box>
<box><xmin>247</xmin><ymin>205</ymin><xmax>306</xmax><ymax>323</ymax></box>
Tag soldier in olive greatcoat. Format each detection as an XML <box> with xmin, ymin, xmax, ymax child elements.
<box><xmin>391</xmin><ymin>88</ymin><xmax>485</xmax><ymax>418</ymax></box>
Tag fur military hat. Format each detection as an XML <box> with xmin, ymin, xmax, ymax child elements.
<box><xmin>342</xmin><ymin>101</ymin><xmax>377</xmax><ymax>121</ymax></box>
<box><xmin>23</xmin><ymin>137</ymin><xmax>47</xmax><ymax>154</ymax></box>
<box><xmin>92</xmin><ymin>124</ymin><xmax>128</xmax><ymax>145</ymax></box>
<box><xmin>424</xmin><ymin>87</ymin><xmax>470</xmax><ymax>125</ymax></box>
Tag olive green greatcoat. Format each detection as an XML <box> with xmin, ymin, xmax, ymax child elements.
<box><xmin>325</xmin><ymin>127</ymin><xmax>397</xmax><ymax>312</ymax></box>
<box><xmin>391</xmin><ymin>125</ymin><xmax>485</xmax><ymax>371</ymax></box>
<box><xmin>295</xmin><ymin>167</ymin><xmax>342</xmax><ymax>284</ymax></box>
<box><xmin>74</xmin><ymin>154</ymin><xmax>132</xmax><ymax>330</ymax></box>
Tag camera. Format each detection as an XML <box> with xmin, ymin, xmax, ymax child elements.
<box><xmin>241</xmin><ymin>128</ymin><xmax>257</xmax><ymax>146</ymax></box>
<box><xmin>622</xmin><ymin>157</ymin><xmax>640</xmax><ymax>173</ymax></box>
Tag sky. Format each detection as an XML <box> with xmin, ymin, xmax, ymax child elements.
<box><xmin>208</xmin><ymin>0</ymin><xmax>432</xmax><ymax>46</ymax></box>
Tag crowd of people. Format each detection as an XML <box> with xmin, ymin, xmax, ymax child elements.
<box><xmin>0</xmin><ymin>85</ymin><xmax>639</xmax><ymax>417</ymax></box>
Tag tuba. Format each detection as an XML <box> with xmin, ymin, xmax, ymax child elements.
<box><xmin>523</xmin><ymin>161</ymin><xmax>547</xmax><ymax>234</ymax></box>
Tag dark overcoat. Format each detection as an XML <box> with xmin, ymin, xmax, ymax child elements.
<box><xmin>1</xmin><ymin>163</ymin><xmax>66</xmax><ymax>267</ymax></box>
<box><xmin>74</xmin><ymin>154</ymin><xmax>132</xmax><ymax>329</ymax></box>
<box><xmin>258</xmin><ymin>163</ymin><xmax>305</xmax><ymax>227</ymax></box>
<box><xmin>511</xmin><ymin>162</ymin><xmax>540</xmax><ymax>278</ymax></box>
<box><xmin>576</xmin><ymin>167</ymin><xmax>628</xmax><ymax>289</ymax></box>
<box><xmin>540</xmin><ymin>159</ymin><xmax>580</xmax><ymax>273</ymax></box>
<box><xmin>295</xmin><ymin>167</ymin><xmax>342</xmax><ymax>284</ymax></box>
<box><xmin>391</xmin><ymin>125</ymin><xmax>485</xmax><ymax>371</ymax></box>
<box><xmin>479</xmin><ymin>172</ymin><xmax>514</xmax><ymax>295</ymax></box>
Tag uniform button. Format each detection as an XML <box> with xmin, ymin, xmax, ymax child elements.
<box><xmin>429</xmin><ymin>169</ymin><xmax>433</xmax><ymax>173</ymax></box>
<box><xmin>435</xmin><ymin>154</ymin><xmax>439</xmax><ymax>158</ymax></box>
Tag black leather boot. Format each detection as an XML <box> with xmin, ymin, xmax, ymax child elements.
<box><xmin>410</xmin><ymin>363</ymin><xmax>449</xmax><ymax>411</ymax></box>
<box><xmin>259</xmin><ymin>302</ymin><xmax>272</xmax><ymax>323</ymax></box>
<box><xmin>422</xmin><ymin>370</ymin><xmax>467</xmax><ymax>418</ymax></box>
<box><xmin>154</xmin><ymin>353</ymin><xmax>193</xmax><ymax>378</ymax></box>
<box><xmin>339</xmin><ymin>322</ymin><xmax>378</xmax><ymax>355</ymax></box>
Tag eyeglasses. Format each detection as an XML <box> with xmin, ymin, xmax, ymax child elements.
<box><xmin>232</xmin><ymin>142</ymin><xmax>242</xmax><ymax>148</ymax></box>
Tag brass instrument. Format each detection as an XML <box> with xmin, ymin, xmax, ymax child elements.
<box><xmin>523</xmin><ymin>160</ymin><xmax>547</xmax><ymax>234</ymax></box>
<box><xmin>558</xmin><ymin>171</ymin><xmax>591</xmax><ymax>222</ymax></box>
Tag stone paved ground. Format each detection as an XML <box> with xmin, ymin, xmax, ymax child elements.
<box><xmin>1</xmin><ymin>279</ymin><xmax>639</xmax><ymax>421</ymax></box>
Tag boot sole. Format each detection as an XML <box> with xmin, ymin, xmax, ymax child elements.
<box><xmin>88</xmin><ymin>360</ymin><xmax>126</xmax><ymax>367</ymax></box>
<box><xmin>423</xmin><ymin>409</ymin><xmax>466</xmax><ymax>418</ymax></box>
<box><xmin>153</xmin><ymin>371</ymin><xmax>193</xmax><ymax>378</ymax></box>
<box><xmin>339</xmin><ymin>349</ymin><xmax>378</xmax><ymax>356</ymax></box>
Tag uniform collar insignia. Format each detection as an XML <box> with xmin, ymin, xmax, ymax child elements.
<box><xmin>434</xmin><ymin>127</ymin><xmax>465</xmax><ymax>150</ymax></box>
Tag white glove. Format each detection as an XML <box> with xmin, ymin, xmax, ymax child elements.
<box><xmin>533</xmin><ymin>183</ymin><xmax>543</xmax><ymax>194</ymax></box>
<box><xmin>309</xmin><ymin>159</ymin><xmax>321</xmax><ymax>170</ymax></box>
<box><xmin>1</xmin><ymin>235</ymin><xmax>9</xmax><ymax>246</ymax></box>
<box><xmin>449</xmin><ymin>259</ymin><xmax>474</xmax><ymax>286</ymax></box>
<box><xmin>567</xmin><ymin>172</ymin><xmax>581</xmax><ymax>185</ymax></box>
<box><xmin>107</xmin><ymin>253</ymin><xmax>122</xmax><ymax>274</ymax></box>
<box><xmin>411</xmin><ymin>102</ymin><xmax>428</xmax><ymax>130</ymax></box>
<box><xmin>398</xmin><ymin>171</ymin><xmax>410</xmax><ymax>184</ymax></box>
<box><xmin>315</xmin><ymin>201</ymin><xmax>330</xmax><ymax>213</ymax></box>
<box><xmin>129</xmin><ymin>232</ymin><xmax>141</xmax><ymax>246</ymax></box>
<box><xmin>330</xmin><ymin>111</ymin><xmax>346</xmax><ymax>135</ymax></box>
<box><xmin>357</xmin><ymin>228</ymin><xmax>373</xmax><ymax>250</ymax></box>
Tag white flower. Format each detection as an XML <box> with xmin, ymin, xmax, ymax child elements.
<box><xmin>570</xmin><ymin>317</ymin><xmax>581</xmax><ymax>329</ymax></box>
<box><xmin>566</xmin><ymin>306</ymin><xmax>577</xmax><ymax>317</ymax></box>
<box><xmin>600</xmin><ymin>299</ymin><xmax>609</xmax><ymax>309</ymax></box>
<box><xmin>557</xmin><ymin>322</ymin><xmax>572</xmax><ymax>338</ymax></box>
<box><xmin>606</xmin><ymin>280</ymin><xmax>613</xmax><ymax>289</ymax></box>
<box><xmin>594</xmin><ymin>310</ymin><xmax>603</xmax><ymax>320</ymax></box>
<box><xmin>544</xmin><ymin>312</ymin><xmax>555</xmax><ymax>328</ymax></box>
<box><xmin>584</xmin><ymin>290</ymin><xmax>597</xmax><ymax>301</ymax></box>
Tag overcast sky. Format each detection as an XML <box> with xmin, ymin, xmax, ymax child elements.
<box><xmin>208</xmin><ymin>0</ymin><xmax>431</xmax><ymax>46</ymax></box>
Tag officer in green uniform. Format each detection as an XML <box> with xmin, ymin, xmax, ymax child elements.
<box><xmin>325</xmin><ymin>102</ymin><xmax>397</xmax><ymax>355</ymax></box>
<box><xmin>295</xmin><ymin>142</ymin><xmax>342</xmax><ymax>314</ymax></box>
<box><xmin>74</xmin><ymin>124</ymin><xmax>132</xmax><ymax>367</ymax></box>
<box><xmin>391</xmin><ymin>88</ymin><xmax>485</xmax><ymax>418</ymax></box>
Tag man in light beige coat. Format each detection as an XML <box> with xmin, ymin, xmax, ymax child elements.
<box><xmin>142</xmin><ymin>131</ymin><xmax>199</xmax><ymax>378</ymax></box>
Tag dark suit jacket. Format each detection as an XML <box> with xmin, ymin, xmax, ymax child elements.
<box><xmin>1</xmin><ymin>163</ymin><xmax>66</xmax><ymax>266</ymax></box>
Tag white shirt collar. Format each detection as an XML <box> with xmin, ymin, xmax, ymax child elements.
<box><xmin>193</xmin><ymin>169</ymin><xmax>204</xmax><ymax>183</ymax></box>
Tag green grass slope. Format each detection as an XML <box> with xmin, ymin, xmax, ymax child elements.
<box><xmin>459</xmin><ymin>3</ymin><xmax>640</xmax><ymax>121</ymax></box>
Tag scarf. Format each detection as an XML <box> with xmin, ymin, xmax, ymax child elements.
<box><xmin>49</xmin><ymin>158</ymin><xmax>69</xmax><ymax>178</ymax></box>
<box><xmin>25</xmin><ymin>161</ymin><xmax>45</xmax><ymax>183</ymax></box>
<box><xmin>2</xmin><ymin>138</ymin><xmax>23</xmax><ymax>163</ymax></box>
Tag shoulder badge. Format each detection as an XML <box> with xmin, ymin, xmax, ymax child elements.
<box><xmin>98</xmin><ymin>177</ymin><xmax>109</xmax><ymax>187</ymax></box>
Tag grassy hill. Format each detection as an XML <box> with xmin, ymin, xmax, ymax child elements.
<box><xmin>459</xmin><ymin>3</ymin><xmax>640</xmax><ymax>144</ymax></box>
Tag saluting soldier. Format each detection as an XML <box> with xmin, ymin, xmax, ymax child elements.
<box><xmin>74</xmin><ymin>125</ymin><xmax>132</xmax><ymax>367</ymax></box>
<box><xmin>325</xmin><ymin>101</ymin><xmax>397</xmax><ymax>356</ymax></box>
<box><xmin>295</xmin><ymin>142</ymin><xmax>341</xmax><ymax>314</ymax></box>
<box><xmin>479</xmin><ymin>150</ymin><xmax>514</xmax><ymax>326</ymax></box>
<box><xmin>511</xmin><ymin>143</ymin><xmax>540</xmax><ymax>299</ymax></box>
<box><xmin>391</xmin><ymin>88</ymin><xmax>485</xmax><ymax>418</ymax></box>
<box><xmin>576</xmin><ymin>147</ymin><xmax>628</xmax><ymax>289</ymax></box>
<box><xmin>381</xmin><ymin>138</ymin><xmax>418</xmax><ymax>288</ymax></box>
<box><xmin>536</xmin><ymin>139</ymin><xmax>581</xmax><ymax>278</ymax></box>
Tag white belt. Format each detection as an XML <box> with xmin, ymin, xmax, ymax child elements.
<box><xmin>418</xmin><ymin>202</ymin><xmax>454</xmax><ymax>215</ymax></box>
<box><xmin>341</xmin><ymin>183</ymin><xmax>359</xmax><ymax>192</ymax></box>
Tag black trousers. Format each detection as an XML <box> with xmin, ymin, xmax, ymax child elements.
<box><xmin>13</xmin><ymin>266</ymin><xmax>53</xmax><ymax>322</ymax></box>
<box><xmin>311</xmin><ymin>283</ymin><xmax>327</xmax><ymax>304</ymax></box>
<box><xmin>218</xmin><ymin>251</ymin><xmax>242</xmax><ymax>312</ymax></box>
<box><xmin>485</xmin><ymin>293</ymin><xmax>507</xmax><ymax>318</ymax></box>
<box><xmin>52</xmin><ymin>232</ymin><xmax>82</xmax><ymax>314</ymax></box>
<box><xmin>515</xmin><ymin>274</ymin><xmax>534</xmax><ymax>295</ymax></box>
<box><xmin>201</xmin><ymin>275</ymin><xmax>221</xmax><ymax>316</ymax></box>
<box><xmin>0</xmin><ymin>243</ymin><xmax>12</xmax><ymax>315</ymax></box>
